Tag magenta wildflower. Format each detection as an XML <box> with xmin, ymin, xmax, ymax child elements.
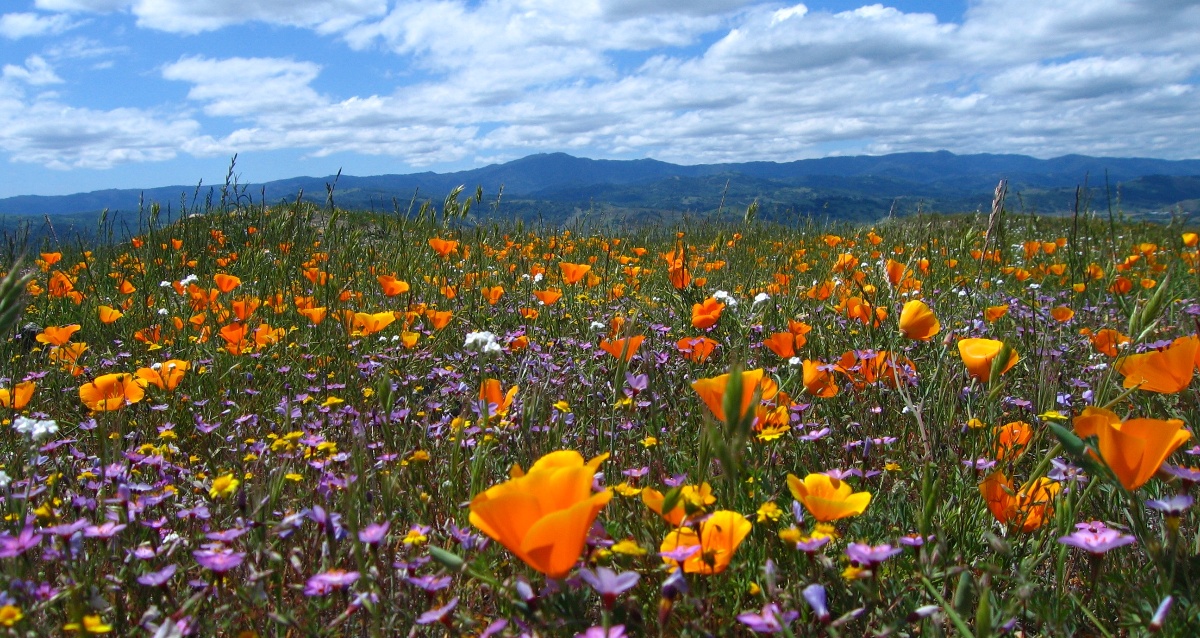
<box><xmin>803</xmin><ymin>583</ymin><xmax>830</xmax><ymax>623</ymax></box>
<box><xmin>304</xmin><ymin>569</ymin><xmax>361</xmax><ymax>596</ymax></box>
<box><xmin>137</xmin><ymin>564</ymin><xmax>177</xmax><ymax>587</ymax></box>
<box><xmin>737</xmin><ymin>603</ymin><xmax>799</xmax><ymax>634</ymax></box>
<box><xmin>415</xmin><ymin>597</ymin><xmax>458</xmax><ymax>625</ymax></box>
<box><xmin>193</xmin><ymin>548</ymin><xmax>245</xmax><ymax>573</ymax></box>
<box><xmin>1057</xmin><ymin>521</ymin><xmax>1135</xmax><ymax>555</ymax></box>
<box><xmin>83</xmin><ymin>521</ymin><xmax>127</xmax><ymax>539</ymax></box>
<box><xmin>579</xmin><ymin>567</ymin><xmax>640</xmax><ymax>610</ymax></box>
<box><xmin>845</xmin><ymin>542</ymin><xmax>902</xmax><ymax>566</ymax></box>
<box><xmin>0</xmin><ymin>526</ymin><xmax>42</xmax><ymax>558</ymax></box>
<box><xmin>358</xmin><ymin>521</ymin><xmax>390</xmax><ymax>545</ymax></box>
<box><xmin>576</xmin><ymin>625</ymin><xmax>626</xmax><ymax>638</ymax></box>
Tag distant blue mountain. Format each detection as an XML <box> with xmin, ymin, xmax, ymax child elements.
<box><xmin>2</xmin><ymin>151</ymin><xmax>1198</xmax><ymax>221</ymax></box>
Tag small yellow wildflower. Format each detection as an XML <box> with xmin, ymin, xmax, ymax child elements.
<box><xmin>613</xmin><ymin>481</ymin><xmax>643</xmax><ymax>497</ymax></box>
<box><xmin>0</xmin><ymin>604</ymin><xmax>22</xmax><ymax>627</ymax></box>
<box><xmin>283</xmin><ymin>473</ymin><xmax>303</xmax><ymax>482</ymax></box>
<box><xmin>209</xmin><ymin>473</ymin><xmax>239</xmax><ymax>499</ymax></box>
<box><xmin>402</xmin><ymin>527</ymin><xmax>428</xmax><ymax>545</ymax></box>
<box><xmin>842</xmin><ymin>565</ymin><xmax>869</xmax><ymax>580</ymax></box>
<box><xmin>640</xmin><ymin>436</ymin><xmax>658</xmax><ymax>448</ymax></box>
<box><xmin>748</xmin><ymin>582</ymin><xmax>761</xmax><ymax>596</ymax></box>
<box><xmin>779</xmin><ymin>526</ymin><xmax>803</xmax><ymax>544</ymax></box>
<box><xmin>966</xmin><ymin>418</ymin><xmax>986</xmax><ymax>429</ymax></box>
<box><xmin>408</xmin><ymin>450</ymin><xmax>430</xmax><ymax>463</ymax></box>
<box><xmin>610</xmin><ymin>539</ymin><xmax>648</xmax><ymax>556</ymax></box>
<box><xmin>552</xmin><ymin>400</ymin><xmax>571</xmax><ymax>412</ymax></box>
<box><xmin>320</xmin><ymin>396</ymin><xmax>344</xmax><ymax>408</ymax></box>
<box><xmin>756</xmin><ymin>501</ymin><xmax>784</xmax><ymax>523</ymax></box>
<box><xmin>64</xmin><ymin>615</ymin><xmax>112</xmax><ymax>633</ymax></box>
<box><xmin>885</xmin><ymin>462</ymin><xmax>902</xmax><ymax>472</ymax></box>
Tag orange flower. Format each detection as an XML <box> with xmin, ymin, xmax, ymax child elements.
<box><xmin>533</xmin><ymin>289</ymin><xmax>562</xmax><ymax>306</ymax></box>
<box><xmin>787</xmin><ymin>473</ymin><xmax>871</xmax><ymax>522</ymax></box>
<box><xmin>377</xmin><ymin>275</ymin><xmax>410</xmax><ymax>297</ymax></box>
<box><xmin>659</xmin><ymin>510</ymin><xmax>751</xmax><ymax>575</ymax></box>
<box><xmin>481</xmin><ymin>286</ymin><xmax>504</xmax><ymax>305</ymax></box>
<box><xmin>600</xmin><ymin>335</ymin><xmax>644</xmax><ymax>361</ymax></box>
<box><xmin>898</xmin><ymin>300</ymin><xmax>940</xmax><ymax>341</ymax></box>
<box><xmin>135</xmin><ymin>360</ymin><xmax>189</xmax><ymax>391</ymax></box>
<box><xmin>983</xmin><ymin>305</ymin><xmax>1009</xmax><ymax>323</ymax></box>
<box><xmin>1117</xmin><ymin>335</ymin><xmax>1198</xmax><ymax>393</ymax></box>
<box><xmin>559</xmin><ymin>262</ymin><xmax>592</xmax><ymax>285</ymax></box>
<box><xmin>350</xmin><ymin>311</ymin><xmax>396</xmax><ymax>337</ymax></box>
<box><xmin>469</xmin><ymin>450</ymin><xmax>611</xmax><ymax>579</ymax></box>
<box><xmin>691</xmin><ymin>368</ymin><xmax>778</xmax><ymax>423</ymax></box>
<box><xmin>691</xmin><ymin>297</ymin><xmax>725</xmax><ymax>330</ymax></box>
<box><xmin>0</xmin><ymin>381</ymin><xmax>35</xmax><ymax>410</ymax></box>
<box><xmin>993</xmin><ymin>421</ymin><xmax>1032</xmax><ymax>460</ymax></box>
<box><xmin>36</xmin><ymin>324</ymin><xmax>80</xmax><ymax>347</ymax></box>
<box><xmin>219</xmin><ymin>323</ymin><xmax>249</xmax><ymax>353</ymax></box>
<box><xmin>801</xmin><ymin>360</ymin><xmax>839</xmax><ymax>398</ymax></box>
<box><xmin>958</xmin><ymin>338</ymin><xmax>1018</xmax><ymax>383</ymax></box>
<box><xmin>1090</xmin><ymin>328</ymin><xmax>1129</xmax><ymax>357</ymax></box>
<box><xmin>1050</xmin><ymin>306</ymin><xmax>1074</xmax><ymax>323</ymax></box>
<box><xmin>1092</xmin><ymin>415</ymin><xmax>1191</xmax><ymax>491</ymax></box>
<box><xmin>97</xmin><ymin>305</ymin><xmax>123</xmax><ymax>324</ymax></box>
<box><xmin>1183</xmin><ymin>232</ymin><xmax>1199</xmax><ymax>247</ymax></box>
<box><xmin>979</xmin><ymin>472</ymin><xmax>1060</xmax><ymax>533</ymax></box>
<box><xmin>480</xmin><ymin>379</ymin><xmax>518</xmax><ymax>418</ymax></box>
<box><xmin>642</xmin><ymin>483</ymin><xmax>716</xmax><ymax>526</ymax></box>
<box><xmin>298</xmin><ymin>307</ymin><xmax>327</xmax><ymax>325</ymax></box>
<box><xmin>79</xmin><ymin>373</ymin><xmax>147</xmax><ymax>411</ymax></box>
<box><xmin>676</xmin><ymin>336</ymin><xmax>718</xmax><ymax>363</ymax></box>
<box><xmin>428</xmin><ymin>237</ymin><xmax>459</xmax><ymax>258</ymax></box>
<box><xmin>762</xmin><ymin>332</ymin><xmax>800</xmax><ymax>359</ymax></box>
<box><xmin>213</xmin><ymin>273</ymin><xmax>241</xmax><ymax>293</ymax></box>
<box><xmin>427</xmin><ymin>310</ymin><xmax>453</xmax><ymax>331</ymax></box>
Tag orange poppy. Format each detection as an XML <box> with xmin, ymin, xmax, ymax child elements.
<box><xmin>691</xmin><ymin>297</ymin><xmax>725</xmax><ymax>330</ymax></box>
<box><xmin>802</xmin><ymin>360</ymin><xmax>839</xmax><ymax>398</ymax></box>
<box><xmin>97</xmin><ymin>305</ymin><xmax>123</xmax><ymax>324</ymax></box>
<box><xmin>533</xmin><ymin>289</ymin><xmax>563</xmax><ymax>306</ymax></box>
<box><xmin>958</xmin><ymin>338</ymin><xmax>1018</xmax><ymax>383</ymax></box>
<box><xmin>298</xmin><ymin>307</ymin><xmax>327</xmax><ymax>325</ymax></box>
<box><xmin>213</xmin><ymin>273</ymin><xmax>241</xmax><ymax>293</ymax></box>
<box><xmin>427</xmin><ymin>309</ymin><xmax>453</xmax><ymax>331</ymax></box>
<box><xmin>480</xmin><ymin>379</ymin><xmax>519</xmax><ymax>418</ymax></box>
<box><xmin>762</xmin><ymin>332</ymin><xmax>800</xmax><ymax>359</ymax></box>
<box><xmin>79</xmin><ymin>373</ymin><xmax>147</xmax><ymax>411</ymax></box>
<box><xmin>691</xmin><ymin>368</ymin><xmax>778</xmax><ymax>423</ymax></box>
<box><xmin>642</xmin><ymin>483</ymin><xmax>716</xmax><ymax>526</ymax></box>
<box><xmin>1090</xmin><ymin>328</ymin><xmax>1129</xmax><ymax>357</ymax></box>
<box><xmin>1118</xmin><ymin>335</ymin><xmax>1197</xmax><ymax>393</ymax></box>
<box><xmin>559</xmin><ymin>262</ymin><xmax>592</xmax><ymax>285</ymax></box>
<box><xmin>979</xmin><ymin>472</ymin><xmax>1060</xmax><ymax>533</ymax></box>
<box><xmin>898</xmin><ymin>300</ymin><xmax>940</xmax><ymax>341</ymax></box>
<box><xmin>787</xmin><ymin>472</ymin><xmax>871</xmax><ymax>522</ymax></box>
<box><xmin>1092</xmin><ymin>414</ymin><xmax>1191</xmax><ymax>491</ymax></box>
<box><xmin>676</xmin><ymin>336</ymin><xmax>718</xmax><ymax>363</ymax></box>
<box><xmin>135</xmin><ymin>360</ymin><xmax>189</xmax><ymax>391</ymax></box>
<box><xmin>428</xmin><ymin>237</ymin><xmax>459</xmax><ymax>258</ymax></box>
<box><xmin>1050</xmin><ymin>306</ymin><xmax>1074</xmax><ymax>323</ymax></box>
<box><xmin>377</xmin><ymin>275</ymin><xmax>410</xmax><ymax>297</ymax></box>
<box><xmin>600</xmin><ymin>335</ymin><xmax>644</xmax><ymax>362</ymax></box>
<box><xmin>659</xmin><ymin>510</ymin><xmax>752</xmax><ymax>575</ymax></box>
<box><xmin>351</xmin><ymin>311</ymin><xmax>396</xmax><ymax>337</ymax></box>
<box><xmin>35</xmin><ymin>324</ymin><xmax>80</xmax><ymax>347</ymax></box>
<box><xmin>993</xmin><ymin>421</ymin><xmax>1032</xmax><ymax>460</ymax></box>
<box><xmin>0</xmin><ymin>381</ymin><xmax>35</xmax><ymax>410</ymax></box>
<box><xmin>469</xmin><ymin>450</ymin><xmax>611</xmax><ymax>579</ymax></box>
<box><xmin>983</xmin><ymin>305</ymin><xmax>1009</xmax><ymax>323</ymax></box>
<box><xmin>481</xmin><ymin>286</ymin><xmax>504</xmax><ymax>305</ymax></box>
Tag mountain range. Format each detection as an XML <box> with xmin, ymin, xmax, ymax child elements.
<box><xmin>2</xmin><ymin>151</ymin><xmax>1199</xmax><ymax>238</ymax></box>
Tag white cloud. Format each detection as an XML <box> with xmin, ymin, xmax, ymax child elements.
<box><xmin>35</xmin><ymin>0</ymin><xmax>386</xmax><ymax>33</ymax></box>
<box><xmin>162</xmin><ymin>56</ymin><xmax>325</xmax><ymax>118</ymax></box>
<box><xmin>0</xmin><ymin>12</ymin><xmax>77</xmax><ymax>38</ymax></box>
<box><xmin>2</xmin><ymin>56</ymin><xmax>64</xmax><ymax>86</ymax></box>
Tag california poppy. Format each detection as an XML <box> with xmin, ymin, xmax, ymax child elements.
<box><xmin>983</xmin><ymin>305</ymin><xmax>1009</xmax><ymax>323</ymax></box>
<box><xmin>428</xmin><ymin>237</ymin><xmax>459</xmax><ymax>258</ymax></box>
<box><xmin>958</xmin><ymin>338</ymin><xmax>1018</xmax><ymax>382</ymax></box>
<box><xmin>659</xmin><ymin>510</ymin><xmax>751</xmax><ymax>575</ymax></box>
<box><xmin>135</xmin><ymin>360</ymin><xmax>189</xmax><ymax>392</ymax></box>
<box><xmin>676</xmin><ymin>336</ymin><xmax>718</xmax><ymax>363</ymax></box>
<box><xmin>97</xmin><ymin>305</ymin><xmax>123</xmax><ymax>324</ymax></box>
<box><xmin>0</xmin><ymin>381</ymin><xmax>35</xmax><ymax>410</ymax></box>
<box><xmin>898</xmin><ymin>300</ymin><xmax>940</xmax><ymax>341</ymax></box>
<box><xmin>979</xmin><ymin>472</ymin><xmax>1060</xmax><ymax>533</ymax></box>
<box><xmin>377</xmin><ymin>275</ymin><xmax>410</xmax><ymax>297</ymax></box>
<box><xmin>79</xmin><ymin>373</ymin><xmax>147</xmax><ymax>411</ymax></box>
<box><xmin>762</xmin><ymin>332</ymin><xmax>800</xmax><ymax>359</ymax></box>
<box><xmin>600</xmin><ymin>335</ymin><xmax>644</xmax><ymax>362</ymax></box>
<box><xmin>1050</xmin><ymin>306</ymin><xmax>1074</xmax><ymax>323</ymax></box>
<box><xmin>691</xmin><ymin>368</ymin><xmax>777</xmax><ymax>423</ymax></box>
<box><xmin>993</xmin><ymin>421</ymin><xmax>1032</xmax><ymax>460</ymax></box>
<box><xmin>642</xmin><ymin>483</ymin><xmax>716</xmax><ymax>526</ymax></box>
<box><xmin>1088</xmin><ymin>412</ymin><xmax>1191</xmax><ymax>490</ymax></box>
<box><xmin>480</xmin><ymin>379</ymin><xmax>518</xmax><ymax>418</ymax></box>
<box><xmin>560</xmin><ymin>262</ymin><xmax>592</xmax><ymax>285</ymax></box>
<box><xmin>788</xmin><ymin>473</ymin><xmax>871</xmax><ymax>522</ymax></box>
<box><xmin>533</xmin><ymin>289</ymin><xmax>563</xmax><ymax>306</ymax></box>
<box><xmin>801</xmin><ymin>360</ymin><xmax>839</xmax><ymax>398</ymax></box>
<box><xmin>351</xmin><ymin>311</ymin><xmax>396</xmax><ymax>337</ymax></box>
<box><xmin>469</xmin><ymin>450</ymin><xmax>611</xmax><ymax>579</ymax></box>
<box><xmin>1118</xmin><ymin>335</ymin><xmax>1197</xmax><ymax>393</ymax></box>
<box><xmin>1090</xmin><ymin>329</ymin><xmax>1129</xmax><ymax>357</ymax></box>
<box><xmin>35</xmin><ymin>324</ymin><xmax>80</xmax><ymax>347</ymax></box>
<box><xmin>692</xmin><ymin>297</ymin><xmax>725</xmax><ymax>330</ymax></box>
<box><xmin>213</xmin><ymin>273</ymin><xmax>241</xmax><ymax>293</ymax></box>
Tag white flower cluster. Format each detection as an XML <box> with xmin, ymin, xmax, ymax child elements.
<box><xmin>753</xmin><ymin>292</ymin><xmax>771</xmax><ymax>306</ymax></box>
<box><xmin>463</xmin><ymin>331</ymin><xmax>502</xmax><ymax>354</ymax></box>
<box><xmin>713</xmin><ymin>290</ymin><xmax>738</xmax><ymax>308</ymax></box>
<box><xmin>0</xmin><ymin>470</ymin><xmax>11</xmax><ymax>489</ymax></box>
<box><xmin>13</xmin><ymin>416</ymin><xmax>58</xmax><ymax>442</ymax></box>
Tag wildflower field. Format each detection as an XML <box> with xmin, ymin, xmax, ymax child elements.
<box><xmin>1</xmin><ymin>194</ymin><xmax>1199</xmax><ymax>637</ymax></box>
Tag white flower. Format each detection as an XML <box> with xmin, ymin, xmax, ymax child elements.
<box><xmin>589</xmin><ymin>321</ymin><xmax>607</xmax><ymax>332</ymax></box>
<box><xmin>157</xmin><ymin>308</ymin><xmax>169</xmax><ymax>316</ymax></box>
<box><xmin>13</xmin><ymin>416</ymin><xmax>58</xmax><ymax>442</ymax></box>
<box><xmin>0</xmin><ymin>470</ymin><xmax>11</xmax><ymax>489</ymax></box>
<box><xmin>180</xmin><ymin>274</ymin><xmax>198</xmax><ymax>286</ymax></box>
<box><xmin>753</xmin><ymin>292</ymin><xmax>770</xmax><ymax>306</ymax></box>
<box><xmin>533</xmin><ymin>273</ymin><xmax>544</xmax><ymax>283</ymax></box>
<box><xmin>159</xmin><ymin>281</ymin><xmax>172</xmax><ymax>287</ymax></box>
<box><xmin>1028</xmin><ymin>283</ymin><xmax>1041</xmax><ymax>289</ymax></box>
<box><xmin>788</xmin><ymin>357</ymin><xmax>801</xmax><ymax>366</ymax></box>
<box><xmin>713</xmin><ymin>290</ymin><xmax>738</xmax><ymax>307</ymax></box>
<box><xmin>463</xmin><ymin>331</ymin><xmax>502</xmax><ymax>354</ymax></box>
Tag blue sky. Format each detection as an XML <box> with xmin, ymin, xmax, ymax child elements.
<box><xmin>1</xmin><ymin>0</ymin><xmax>1198</xmax><ymax>197</ymax></box>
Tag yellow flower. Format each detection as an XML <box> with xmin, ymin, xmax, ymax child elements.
<box><xmin>284</xmin><ymin>473</ymin><xmax>303</xmax><ymax>482</ymax></box>
<box><xmin>787</xmin><ymin>473</ymin><xmax>872</xmax><ymax>522</ymax></box>
<box><xmin>209</xmin><ymin>473</ymin><xmax>240</xmax><ymax>499</ymax></box>
<box><xmin>659</xmin><ymin>510</ymin><xmax>752</xmax><ymax>575</ymax></box>
<box><xmin>0</xmin><ymin>604</ymin><xmax>22</xmax><ymax>627</ymax></box>
<box><xmin>552</xmin><ymin>400</ymin><xmax>571</xmax><ymax>412</ymax></box>
<box><xmin>613</xmin><ymin>482</ymin><xmax>644</xmax><ymax>497</ymax></box>
<box><xmin>610</xmin><ymin>539</ymin><xmax>648</xmax><ymax>556</ymax></box>
<box><xmin>779</xmin><ymin>526</ymin><xmax>803</xmax><ymax>544</ymax></box>
<box><xmin>756</xmin><ymin>501</ymin><xmax>783</xmax><ymax>523</ymax></box>
<box><xmin>64</xmin><ymin>615</ymin><xmax>112</xmax><ymax>634</ymax></box>
<box><xmin>403</xmin><ymin>528</ymin><xmax>428</xmax><ymax>545</ymax></box>
<box><xmin>640</xmin><ymin>436</ymin><xmax>658</xmax><ymax>448</ymax></box>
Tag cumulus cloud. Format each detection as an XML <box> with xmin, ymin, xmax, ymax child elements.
<box><xmin>0</xmin><ymin>11</ymin><xmax>77</xmax><ymax>38</ymax></box>
<box><xmin>7</xmin><ymin>0</ymin><xmax>1200</xmax><ymax>177</ymax></box>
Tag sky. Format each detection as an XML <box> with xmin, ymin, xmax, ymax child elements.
<box><xmin>1</xmin><ymin>0</ymin><xmax>1198</xmax><ymax>198</ymax></box>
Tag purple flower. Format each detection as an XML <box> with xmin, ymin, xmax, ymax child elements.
<box><xmin>845</xmin><ymin>542</ymin><xmax>902</xmax><ymax>567</ymax></box>
<box><xmin>415</xmin><ymin>597</ymin><xmax>458</xmax><ymax>625</ymax></box>
<box><xmin>0</xmin><ymin>526</ymin><xmax>42</xmax><ymax>558</ymax></box>
<box><xmin>137</xmin><ymin>564</ymin><xmax>177</xmax><ymax>587</ymax></box>
<box><xmin>1161</xmin><ymin>464</ymin><xmax>1200</xmax><ymax>484</ymax></box>
<box><xmin>899</xmin><ymin>533</ymin><xmax>935</xmax><ymax>547</ymax></box>
<box><xmin>1057</xmin><ymin>521</ymin><xmax>1135</xmax><ymax>554</ymax></box>
<box><xmin>304</xmin><ymin>569</ymin><xmax>360</xmax><ymax>596</ymax></box>
<box><xmin>738</xmin><ymin>603</ymin><xmax>799</xmax><ymax>634</ymax></box>
<box><xmin>358</xmin><ymin>521</ymin><xmax>390</xmax><ymax>545</ymax></box>
<box><xmin>659</xmin><ymin>544</ymin><xmax>701</xmax><ymax>563</ymax></box>
<box><xmin>575</xmin><ymin>625</ymin><xmax>626</xmax><ymax>638</ymax></box>
<box><xmin>406</xmin><ymin>574</ymin><xmax>452</xmax><ymax>593</ymax></box>
<box><xmin>83</xmin><ymin>521</ymin><xmax>127</xmax><ymax>539</ymax></box>
<box><xmin>803</xmin><ymin>583</ymin><xmax>830</xmax><ymax>623</ymax></box>
<box><xmin>193</xmin><ymin>548</ymin><xmax>245</xmax><ymax>573</ymax></box>
<box><xmin>579</xmin><ymin>567</ymin><xmax>640</xmax><ymax>609</ymax></box>
<box><xmin>1146</xmin><ymin>493</ymin><xmax>1194</xmax><ymax>516</ymax></box>
<box><xmin>795</xmin><ymin>536</ymin><xmax>831</xmax><ymax>553</ymax></box>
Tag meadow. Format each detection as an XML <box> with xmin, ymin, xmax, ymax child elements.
<box><xmin>0</xmin><ymin>192</ymin><xmax>1198</xmax><ymax>637</ymax></box>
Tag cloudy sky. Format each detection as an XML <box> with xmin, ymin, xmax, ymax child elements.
<box><xmin>1</xmin><ymin>0</ymin><xmax>1198</xmax><ymax>197</ymax></box>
